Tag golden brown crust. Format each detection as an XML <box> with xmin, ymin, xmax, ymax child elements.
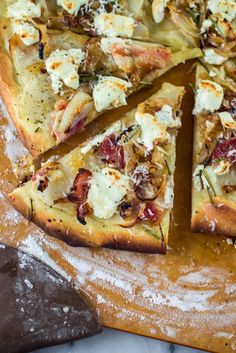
<box><xmin>8</xmin><ymin>190</ymin><xmax>167</xmax><ymax>254</ymax></box>
<box><xmin>192</xmin><ymin>196</ymin><xmax>236</xmax><ymax>238</ymax></box>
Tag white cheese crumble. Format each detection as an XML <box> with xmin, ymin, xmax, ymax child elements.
<box><xmin>100</xmin><ymin>37</ymin><xmax>127</xmax><ymax>54</ymax></box>
<box><xmin>135</xmin><ymin>111</ymin><xmax>169</xmax><ymax>152</ymax></box>
<box><xmin>207</xmin><ymin>0</ymin><xmax>236</xmax><ymax>21</ymax></box>
<box><xmin>155</xmin><ymin>104</ymin><xmax>181</xmax><ymax>128</ymax></box>
<box><xmin>200</xmin><ymin>19</ymin><xmax>212</xmax><ymax>34</ymax></box>
<box><xmin>203</xmin><ymin>49</ymin><xmax>226</xmax><ymax>65</ymax></box>
<box><xmin>81</xmin><ymin>121</ymin><xmax>122</xmax><ymax>154</ymax></box>
<box><xmin>87</xmin><ymin>168</ymin><xmax>130</xmax><ymax>219</ymax></box>
<box><xmin>213</xmin><ymin>160</ymin><xmax>231</xmax><ymax>175</ymax></box>
<box><xmin>12</xmin><ymin>21</ymin><xmax>39</xmax><ymax>46</ymax></box>
<box><xmin>218</xmin><ymin>112</ymin><xmax>236</xmax><ymax>130</ymax></box>
<box><xmin>94</xmin><ymin>13</ymin><xmax>135</xmax><ymax>38</ymax></box>
<box><xmin>93</xmin><ymin>76</ymin><xmax>131</xmax><ymax>112</ymax></box>
<box><xmin>45</xmin><ymin>49</ymin><xmax>85</xmax><ymax>94</ymax></box>
<box><xmin>57</xmin><ymin>0</ymin><xmax>88</xmax><ymax>15</ymax></box>
<box><xmin>152</xmin><ymin>0</ymin><xmax>168</xmax><ymax>24</ymax></box>
<box><xmin>8</xmin><ymin>0</ymin><xmax>41</xmax><ymax>19</ymax></box>
<box><xmin>193</xmin><ymin>80</ymin><xmax>224</xmax><ymax>115</ymax></box>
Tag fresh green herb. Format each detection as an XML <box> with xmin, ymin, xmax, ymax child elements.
<box><xmin>159</xmin><ymin>223</ymin><xmax>165</xmax><ymax>247</ymax></box>
<box><xmin>34</xmin><ymin>127</ymin><xmax>40</xmax><ymax>133</ymax></box>
<box><xmin>28</xmin><ymin>198</ymin><xmax>34</xmax><ymax>220</ymax></box>
<box><xmin>140</xmin><ymin>81</ymin><xmax>153</xmax><ymax>86</ymax></box>
<box><xmin>143</xmin><ymin>225</ymin><xmax>160</xmax><ymax>240</ymax></box>
<box><xmin>202</xmin><ymin>169</ymin><xmax>216</xmax><ymax>197</ymax></box>
<box><xmin>165</xmin><ymin>160</ymin><xmax>171</xmax><ymax>176</ymax></box>
<box><xmin>124</xmin><ymin>124</ymin><xmax>141</xmax><ymax>143</ymax></box>
<box><xmin>189</xmin><ymin>83</ymin><xmax>196</xmax><ymax>94</ymax></box>
<box><xmin>209</xmin><ymin>17</ymin><xmax>225</xmax><ymax>38</ymax></box>
<box><xmin>186</xmin><ymin>7</ymin><xmax>199</xmax><ymax>24</ymax></box>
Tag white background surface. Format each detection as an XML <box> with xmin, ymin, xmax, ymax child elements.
<box><xmin>34</xmin><ymin>328</ymin><xmax>205</xmax><ymax>353</ymax></box>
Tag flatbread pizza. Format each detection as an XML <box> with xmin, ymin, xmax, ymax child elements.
<box><xmin>9</xmin><ymin>83</ymin><xmax>185</xmax><ymax>253</ymax></box>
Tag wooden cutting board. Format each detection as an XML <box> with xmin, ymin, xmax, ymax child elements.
<box><xmin>0</xmin><ymin>62</ymin><xmax>235</xmax><ymax>353</ymax></box>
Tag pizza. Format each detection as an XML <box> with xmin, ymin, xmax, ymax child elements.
<box><xmin>192</xmin><ymin>63</ymin><xmax>236</xmax><ymax>238</ymax></box>
<box><xmin>1</xmin><ymin>0</ymin><xmax>201</xmax><ymax>47</ymax></box>
<box><xmin>9</xmin><ymin>83</ymin><xmax>185</xmax><ymax>253</ymax></box>
<box><xmin>0</xmin><ymin>11</ymin><xmax>201</xmax><ymax>156</ymax></box>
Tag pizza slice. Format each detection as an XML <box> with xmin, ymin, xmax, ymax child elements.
<box><xmin>192</xmin><ymin>64</ymin><xmax>236</xmax><ymax>238</ymax></box>
<box><xmin>9</xmin><ymin>82</ymin><xmax>185</xmax><ymax>253</ymax></box>
<box><xmin>3</xmin><ymin>0</ymin><xmax>200</xmax><ymax>48</ymax></box>
<box><xmin>0</xmin><ymin>19</ymin><xmax>201</xmax><ymax>156</ymax></box>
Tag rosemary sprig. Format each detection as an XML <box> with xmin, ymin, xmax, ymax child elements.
<box><xmin>189</xmin><ymin>83</ymin><xmax>196</xmax><ymax>94</ymax></box>
<box><xmin>202</xmin><ymin>169</ymin><xmax>217</xmax><ymax>197</ymax></box>
<box><xmin>28</xmin><ymin>198</ymin><xmax>34</xmax><ymax>220</ymax></box>
<box><xmin>186</xmin><ymin>7</ymin><xmax>199</xmax><ymax>24</ymax></box>
<box><xmin>165</xmin><ymin>159</ymin><xmax>171</xmax><ymax>176</ymax></box>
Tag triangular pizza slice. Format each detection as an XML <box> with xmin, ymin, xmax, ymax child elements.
<box><xmin>9</xmin><ymin>82</ymin><xmax>185</xmax><ymax>253</ymax></box>
<box><xmin>192</xmin><ymin>64</ymin><xmax>236</xmax><ymax>238</ymax></box>
<box><xmin>0</xmin><ymin>19</ymin><xmax>201</xmax><ymax>156</ymax></box>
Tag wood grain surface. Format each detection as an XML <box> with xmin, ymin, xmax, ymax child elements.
<box><xmin>0</xmin><ymin>62</ymin><xmax>235</xmax><ymax>353</ymax></box>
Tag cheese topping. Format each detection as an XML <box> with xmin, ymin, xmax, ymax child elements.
<box><xmin>100</xmin><ymin>37</ymin><xmax>127</xmax><ymax>54</ymax></box>
<box><xmin>200</xmin><ymin>19</ymin><xmax>212</xmax><ymax>34</ymax></box>
<box><xmin>218</xmin><ymin>112</ymin><xmax>236</xmax><ymax>130</ymax></box>
<box><xmin>152</xmin><ymin>0</ymin><xmax>168</xmax><ymax>24</ymax></box>
<box><xmin>45</xmin><ymin>49</ymin><xmax>85</xmax><ymax>94</ymax></box>
<box><xmin>213</xmin><ymin>160</ymin><xmax>231</xmax><ymax>175</ymax></box>
<box><xmin>87</xmin><ymin>168</ymin><xmax>130</xmax><ymax>219</ymax></box>
<box><xmin>203</xmin><ymin>49</ymin><xmax>226</xmax><ymax>65</ymax></box>
<box><xmin>81</xmin><ymin>121</ymin><xmax>122</xmax><ymax>154</ymax></box>
<box><xmin>207</xmin><ymin>0</ymin><xmax>236</xmax><ymax>21</ymax></box>
<box><xmin>135</xmin><ymin>111</ymin><xmax>169</xmax><ymax>152</ymax></box>
<box><xmin>193</xmin><ymin>80</ymin><xmax>224</xmax><ymax>115</ymax></box>
<box><xmin>155</xmin><ymin>104</ymin><xmax>181</xmax><ymax>128</ymax></box>
<box><xmin>94</xmin><ymin>13</ymin><xmax>135</xmax><ymax>38</ymax></box>
<box><xmin>57</xmin><ymin>0</ymin><xmax>88</xmax><ymax>15</ymax></box>
<box><xmin>8</xmin><ymin>0</ymin><xmax>41</xmax><ymax>19</ymax></box>
<box><xmin>93</xmin><ymin>76</ymin><xmax>131</xmax><ymax>112</ymax></box>
<box><xmin>13</xmin><ymin>21</ymin><xmax>39</xmax><ymax>46</ymax></box>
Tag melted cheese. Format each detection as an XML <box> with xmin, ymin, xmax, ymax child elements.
<box><xmin>45</xmin><ymin>49</ymin><xmax>85</xmax><ymax>94</ymax></box>
<box><xmin>94</xmin><ymin>13</ymin><xmax>135</xmax><ymax>38</ymax></box>
<box><xmin>218</xmin><ymin>112</ymin><xmax>236</xmax><ymax>130</ymax></box>
<box><xmin>135</xmin><ymin>112</ymin><xmax>169</xmax><ymax>152</ymax></box>
<box><xmin>93</xmin><ymin>76</ymin><xmax>131</xmax><ymax>112</ymax></box>
<box><xmin>13</xmin><ymin>21</ymin><xmax>39</xmax><ymax>46</ymax></box>
<box><xmin>57</xmin><ymin>0</ymin><xmax>88</xmax><ymax>15</ymax></box>
<box><xmin>155</xmin><ymin>104</ymin><xmax>181</xmax><ymax>128</ymax></box>
<box><xmin>213</xmin><ymin>160</ymin><xmax>231</xmax><ymax>175</ymax></box>
<box><xmin>203</xmin><ymin>49</ymin><xmax>226</xmax><ymax>65</ymax></box>
<box><xmin>81</xmin><ymin>121</ymin><xmax>122</xmax><ymax>154</ymax></box>
<box><xmin>87</xmin><ymin>168</ymin><xmax>130</xmax><ymax>219</ymax></box>
<box><xmin>152</xmin><ymin>0</ymin><xmax>168</xmax><ymax>24</ymax></box>
<box><xmin>207</xmin><ymin>0</ymin><xmax>236</xmax><ymax>21</ymax></box>
<box><xmin>8</xmin><ymin>0</ymin><xmax>41</xmax><ymax>19</ymax></box>
<box><xmin>193</xmin><ymin>80</ymin><xmax>224</xmax><ymax>115</ymax></box>
<box><xmin>200</xmin><ymin>19</ymin><xmax>212</xmax><ymax>34</ymax></box>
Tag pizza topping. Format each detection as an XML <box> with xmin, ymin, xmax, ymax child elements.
<box><xmin>155</xmin><ymin>104</ymin><xmax>181</xmax><ymax>128</ymax></box>
<box><xmin>203</xmin><ymin>49</ymin><xmax>227</xmax><ymax>66</ymax></box>
<box><xmin>8</xmin><ymin>0</ymin><xmax>41</xmax><ymax>19</ymax></box>
<box><xmin>133</xmin><ymin>164</ymin><xmax>159</xmax><ymax>201</ymax></box>
<box><xmin>57</xmin><ymin>0</ymin><xmax>88</xmax><ymax>15</ymax></box>
<box><xmin>101</xmin><ymin>134</ymin><xmax>125</xmax><ymax>170</ymax></box>
<box><xmin>92</xmin><ymin>76</ymin><xmax>131</xmax><ymax>112</ymax></box>
<box><xmin>139</xmin><ymin>202</ymin><xmax>162</xmax><ymax>222</ymax></box>
<box><xmin>211</xmin><ymin>136</ymin><xmax>236</xmax><ymax>164</ymax></box>
<box><xmin>152</xmin><ymin>0</ymin><xmax>168</xmax><ymax>24</ymax></box>
<box><xmin>212</xmin><ymin>160</ymin><xmax>231</xmax><ymax>175</ymax></box>
<box><xmin>81</xmin><ymin>121</ymin><xmax>122</xmax><ymax>154</ymax></box>
<box><xmin>87</xmin><ymin>168</ymin><xmax>130</xmax><ymax>219</ymax></box>
<box><xmin>135</xmin><ymin>111</ymin><xmax>169</xmax><ymax>152</ymax></box>
<box><xmin>193</xmin><ymin>80</ymin><xmax>224</xmax><ymax>115</ymax></box>
<box><xmin>119</xmin><ymin>200</ymin><xmax>162</xmax><ymax>226</ymax></box>
<box><xmin>93</xmin><ymin>13</ymin><xmax>135</xmax><ymax>38</ymax></box>
<box><xmin>12</xmin><ymin>21</ymin><xmax>40</xmax><ymax>46</ymax></box>
<box><xmin>207</xmin><ymin>0</ymin><xmax>236</xmax><ymax>22</ymax></box>
<box><xmin>218</xmin><ymin>112</ymin><xmax>236</xmax><ymax>130</ymax></box>
<box><xmin>68</xmin><ymin>168</ymin><xmax>92</xmax><ymax>203</ymax></box>
<box><xmin>45</xmin><ymin>49</ymin><xmax>85</xmax><ymax>94</ymax></box>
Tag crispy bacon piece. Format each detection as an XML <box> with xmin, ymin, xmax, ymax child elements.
<box><xmin>101</xmin><ymin>133</ymin><xmax>125</xmax><ymax>170</ymax></box>
<box><xmin>68</xmin><ymin>168</ymin><xmax>92</xmax><ymax>225</ymax></box>
<box><xmin>211</xmin><ymin>136</ymin><xmax>236</xmax><ymax>164</ymax></box>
